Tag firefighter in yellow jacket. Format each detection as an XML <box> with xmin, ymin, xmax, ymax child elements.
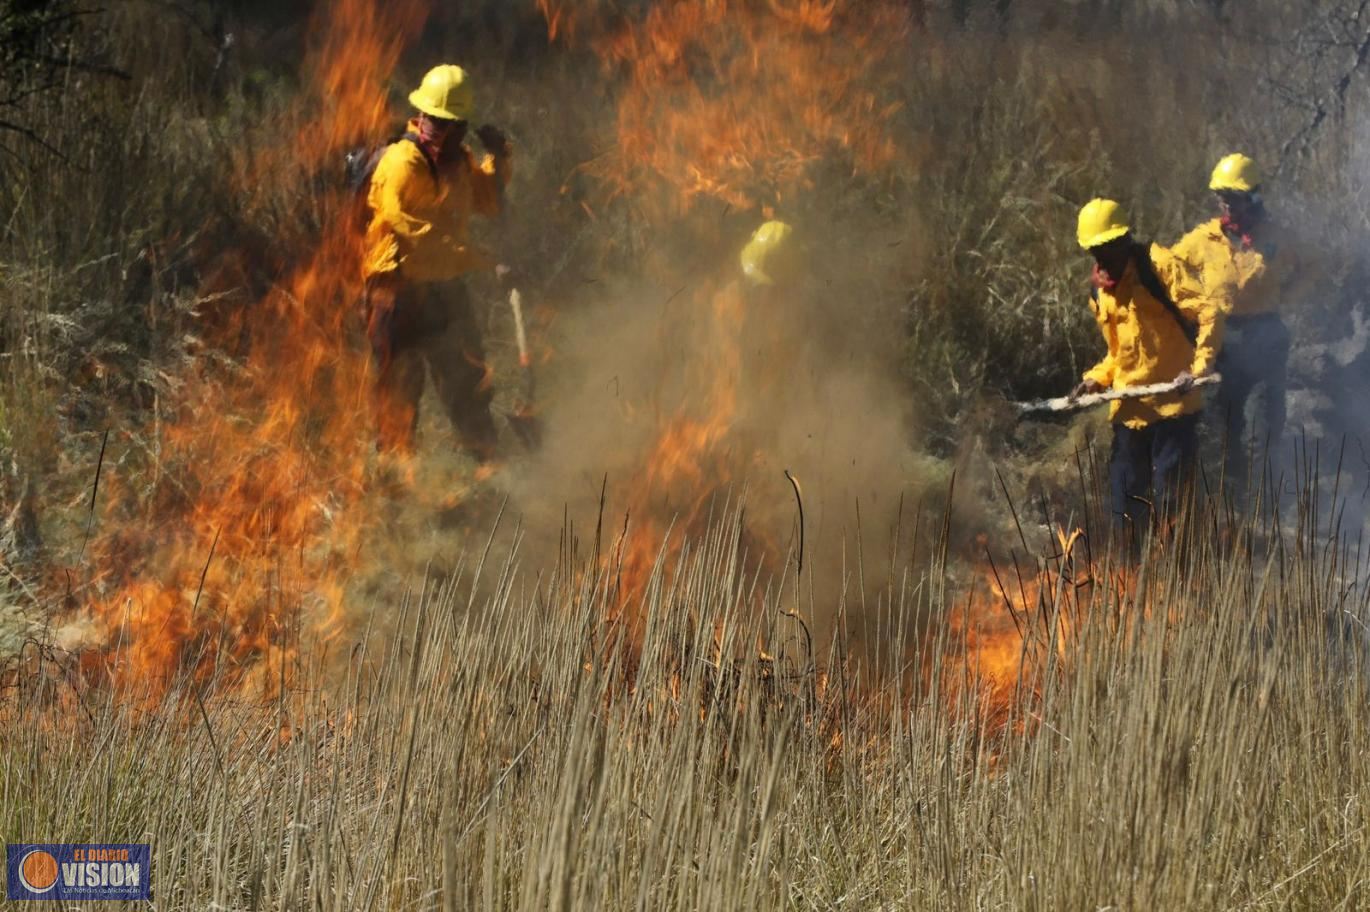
<box><xmin>361</xmin><ymin>64</ymin><xmax>512</xmax><ymax>464</ymax></box>
<box><xmin>1169</xmin><ymin>154</ymin><xmax>1296</xmax><ymax>488</ymax></box>
<box><xmin>1072</xmin><ymin>199</ymin><xmax>1225</xmax><ymax>536</ymax></box>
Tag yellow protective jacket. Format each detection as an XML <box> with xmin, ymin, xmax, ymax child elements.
<box><xmin>1082</xmin><ymin>244</ymin><xmax>1225</xmax><ymax>429</ymax></box>
<box><xmin>362</xmin><ymin>122</ymin><xmax>512</xmax><ymax>283</ymax></box>
<box><xmin>1169</xmin><ymin>218</ymin><xmax>1302</xmax><ymax>319</ymax></box>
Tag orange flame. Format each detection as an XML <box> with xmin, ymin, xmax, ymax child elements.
<box><xmin>609</xmin><ymin>281</ymin><xmax>748</xmax><ymax>625</ymax></box>
<box><xmin>945</xmin><ymin>569</ymin><xmax>1037</xmax><ymax>726</ymax></box>
<box><xmin>946</xmin><ymin>528</ymin><xmax>1093</xmax><ymax>730</ymax></box>
<box><xmin>79</xmin><ymin>0</ymin><xmax>428</xmax><ymax>697</ymax></box>
<box><xmin>547</xmin><ymin>0</ymin><xmax>908</xmax><ymax>214</ymax></box>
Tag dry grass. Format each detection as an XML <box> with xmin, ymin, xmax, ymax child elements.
<box><xmin>4</xmin><ymin>485</ymin><xmax>1370</xmax><ymax>910</ymax></box>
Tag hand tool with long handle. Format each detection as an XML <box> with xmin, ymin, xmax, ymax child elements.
<box><xmin>1015</xmin><ymin>374</ymin><xmax>1221</xmax><ymax>417</ymax></box>
<box><xmin>506</xmin><ymin>286</ymin><xmax>542</xmax><ymax>446</ymax></box>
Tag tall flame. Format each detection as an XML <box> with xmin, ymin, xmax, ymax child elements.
<box><xmin>80</xmin><ymin>0</ymin><xmax>428</xmax><ymax>697</ymax></box>
<box><xmin>609</xmin><ymin>281</ymin><xmax>749</xmax><ymax>622</ymax></box>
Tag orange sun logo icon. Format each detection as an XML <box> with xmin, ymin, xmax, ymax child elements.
<box><xmin>18</xmin><ymin>849</ymin><xmax>59</xmax><ymax>894</ymax></box>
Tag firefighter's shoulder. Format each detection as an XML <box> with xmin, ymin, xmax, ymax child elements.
<box><xmin>374</xmin><ymin>139</ymin><xmax>431</xmax><ymax>183</ymax></box>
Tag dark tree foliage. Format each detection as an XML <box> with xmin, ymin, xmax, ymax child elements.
<box><xmin>0</xmin><ymin>0</ymin><xmax>124</xmax><ymax>164</ymax></box>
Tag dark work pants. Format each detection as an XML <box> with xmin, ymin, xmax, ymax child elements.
<box><xmin>1109</xmin><ymin>413</ymin><xmax>1199</xmax><ymax>542</ymax></box>
<box><xmin>364</xmin><ymin>275</ymin><xmax>497</xmax><ymax>463</ymax></box>
<box><xmin>1216</xmin><ymin>314</ymin><xmax>1290</xmax><ymax>491</ymax></box>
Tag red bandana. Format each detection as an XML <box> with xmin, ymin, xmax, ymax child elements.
<box><xmin>1092</xmin><ymin>262</ymin><xmax>1121</xmax><ymax>292</ymax></box>
<box><xmin>412</xmin><ymin>117</ymin><xmax>447</xmax><ymax>163</ymax></box>
<box><xmin>1220</xmin><ymin>213</ymin><xmax>1254</xmax><ymax>249</ymax></box>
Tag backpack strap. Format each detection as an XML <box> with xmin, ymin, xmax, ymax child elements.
<box><xmin>1133</xmin><ymin>246</ymin><xmax>1198</xmax><ymax>347</ymax></box>
<box><xmin>400</xmin><ymin>131</ymin><xmax>440</xmax><ymax>185</ymax></box>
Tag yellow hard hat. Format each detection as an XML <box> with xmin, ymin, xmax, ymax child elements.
<box><xmin>1077</xmin><ymin>198</ymin><xmax>1131</xmax><ymax>250</ymax></box>
<box><xmin>740</xmin><ymin>220</ymin><xmax>793</xmax><ymax>286</ymax></box>
<box><xmin>1209</xmin><ymin>153</ymin><xmax>1260</xmax><ymax>193</ymax></box>
<box><xmin>409</xmin><ymin>65</ymin><xmax>474</xmax><ymax>121</ymax></box>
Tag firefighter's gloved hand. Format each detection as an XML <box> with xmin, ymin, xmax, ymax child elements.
<box><xmin>1071</xmin><ymin>378</ymin><xmax>1105</xmax><ymax>399</ymax></box>
<box><xmin>1172</xmin><ymin>370</ymin><xmax>1196</xmax><ymax>394</ymax></box>
<box><xmin>476</xmin><ymin>124</ymin><xmax>512</xmax><ymax>158</ymax></box>
<box><xmin>363</xmin><ymin>277</ymin><xmax>400</xmax><ymax>369</ymax></box>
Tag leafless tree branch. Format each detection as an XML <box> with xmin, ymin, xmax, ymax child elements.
<box><xmin>1270</xmin><ymin>0</ymin><xmax>1370</xmax><ymax>177</ymax></box>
